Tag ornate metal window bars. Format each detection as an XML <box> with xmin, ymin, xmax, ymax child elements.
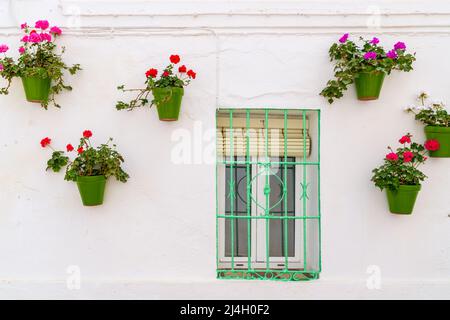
<box><xmin>216</xmin><ymin>109</ymin><xmax>321</xmax><ymax>281</ymax></box>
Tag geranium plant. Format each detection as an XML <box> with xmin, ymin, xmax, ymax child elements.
<box><xmin>116</xmin><ymin>54</ymin><xmax>196</xmax><ymax>121</ymax></box>
<box><xmin>0</xmin><ymin>20</ymin><xmax>81</xmax><ymax>109</ymax></box>
<box><xmin>320</xmin><ymin>34</ymin><xmax>416</xmax><ymax>103</ymax></box>
<box><xmin>371</xmin><ymin>134</ymin><xmax>431</xmax><ymax>214</ymax></box>
<box><xmin>405</xmin><ymin>92</ymin><xmax>449</xmax><ymax>157</ymax></box>
<box><xmin>406</xmin><ymin>92</ymin><xmax>450</xmax><ymax>126</ymax></box>
<box><xmin>41</xmin><ymin>130</ymin><xmax>129</xmax><ymax>206</ymax></box>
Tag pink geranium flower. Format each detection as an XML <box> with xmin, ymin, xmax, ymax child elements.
<box><xmin>21</xmin><ymin>23</ymin><xmax>28</xmax><ymax>29</ymax></box>
<box><xmin>394</xmin><ymin>41</ymin><xmax>406</xmax><ymax>50</ymax></box>
<box><xmin>19</xmin><ymin>46</ymin><xmax>25</xmax><ymax>54</ymax></box>
<box><xmin>363</xmin><ymin>51</ymin><xmax>377</xmax><ymax>60</ymax></box>
<box><xmin>21</xmin><ymin>35</ymin><xmax>29</xmax><ymax>42</ymax></box>
<box><xmin>29</xmin><ymin>32</ymin><xmax>42</xmax><ymax>43</ymax></box>
<box><xmin>339</xmin><ymin>33</ymin><xmax>349</xmax><ymax>43</ymax></box>
<box><xmin>386</xmin><ymin>49</ymin><xmax>398</xmax><ymax>59</ymax></box>
<box><xmin>40</xmin><ymin>33</ymin><xmax>52</xmax><ymax>42</ymax></box>
<box><xmin>370</xmin><ymin>37</ymin><xmax>380</xmax><ymax>45</ymax></box>
<box><xmin>35</xmin><ymin>20</ymin><xmax>49</xmax><ymax>30</ymax></box>
<box><xmin>0</xmin><ymin>64</ymin><xmax>4</xmax><ymax>71</ymax></box>
<box><xmin>0</xmin><ymin>44</ymin><xmax>8</xmax><ymax>53</ymax></box>
<box><xmin>49</xmin><ymin>26</ymin><xmax>62</xmax><ymax>36</ymax></box>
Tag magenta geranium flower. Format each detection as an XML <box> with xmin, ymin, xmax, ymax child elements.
<box><xmin>339</xmin><ymin>33</ymin><xmax>349</xmax><ymax>43</ymax></box>
<box><xmin>50</xmin><ymin>26</ymin><xmax>62</xmax><ymax>36</ymax></box>
<box><xmin>0</xmin><ymin>19</ymin><xmax>81</xmax><ymax>109</ymax></box>
<box><xmin>0</xmin><ymin>64</ymin><xmax>3</xmax><ymax>71</ymax></box>
<box><xmin>370</xmin><ymin>37</ymin><xmax>380</xmax><ymax>45</ymax></box>
<box><xmin>29</xmin><ymin>32</ymin><xmax>42</xmax><ymax>43</ymax></box>
<box><xmin>35</xmin><ymin>20</ymin><xmax>49</xmax><ymax>30</ymax></box>
<box><xmin>363</xmin><ymin>51</ymin><xmax>377</xmax><ymax>60</ymax></box>
<box><xmin>394</xmin><ymin>41</ymin><xmax>406</xmax><ymax>50</ymax></box>
<box><xmin>0</xmin><ymin>44</ymin><xmax>9</xmax><ymax>53</ymax></box>
<box><xmin>40</xmin><ymin>33</ymin><xmax>52</xmax><ymax>42</ymax></box>
<box><xmin>386</xmin><ymin>49</ymin><xmax>398</xmax><ymax>59</ymax></box>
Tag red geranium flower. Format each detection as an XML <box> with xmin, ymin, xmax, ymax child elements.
<box><xmin>424</xmin><ymin>139</ymin><xmax>440</xmax><ymax>151</ymax></box>
<box><xmin>40</xmin><ymin>137</ymin><xmax>51</xmax><ymax>148</ymax></box>
<box><xmin>170</xmin><ymin>55</ymin><xmax>180</xmax><ymax>64</ymax></box>
<box><xmin>399</xmin><ymin>135</ymin><xmax>411</xmax><ymax>144</ymax></box>
<box><xmin>178</xmin><ymin>65</ymin><xmax>187</xmax><ymax>73</ymax></box>
<box><xmin>162</xmin><ymin>71</ymin><xmax>170</xmax><ymax>77</ymax></box>
<box><xmin>386</xmin><ymin>152</ymin><xmax>398</xmax><ymax>161</ymax></box>
<box><xmin>187</xmin><ymin>69</ymin><xmax>196</xmax><ymax>79</ymax></box>
<box><xmin>145</xmin><ymin>68</ymin><xmax>158</xmax><ymax>78</ymax></box>
<box><xmin>83</xmin><ymin>130</ymin><xmax>92</xmax><ymax>138</ymax></box>
<box><xmin>66</xmin><ymin>144</ymin><xmax>74</xmax><ymax>152</ymax></box>
<box><xmin>77</xmin><ymin>147</ymin><xmax>84</xmax><ymax>154</ymax></box>
<box><xmin>403</xmin><ymin>151</ymin><xmax>414</xmax><ymax>163</ymax></box>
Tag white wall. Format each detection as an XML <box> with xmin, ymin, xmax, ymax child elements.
<box><xmin>0</xmin><ymin>0</ymin><xmax>449</xmax><ymax>299</ymax></box>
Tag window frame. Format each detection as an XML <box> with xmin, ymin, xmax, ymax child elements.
<box><xmin>216</xmin><ymin>108</ymin><xmax>321</xmax><ymax>282</ymax></box>
<box><xmin>217</xmin><ymin>156</ymin><xmax>303</xmax><ymax>270</ymax></box>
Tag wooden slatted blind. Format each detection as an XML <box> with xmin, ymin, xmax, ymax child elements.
<box><xmin>217</xmin><ymin>112</ymin><xmax>311</xmax><ymax>157</ymax></box>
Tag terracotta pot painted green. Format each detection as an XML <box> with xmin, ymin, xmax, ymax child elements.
<box><xmin>424</xmin><ymin>126</ymin><xmax>450</xmax><ymax>158</ymax></box>
<box><xmin>152</xmin><ymin>87</ymin><xmax>184</xmax><ymax>121</ymax></box>
<box><xmin>76</xmin><ymin>175</ymin><xmax>106</xmax><ymax>206</ymax></box>
<box><xmin>354</xmin><ymin>72</ymin><xmax>385</xmax><ymax>101</ymax></box>
<box><xmin>386</xmin><ymin>185</ymin><xmax>421</xmax><ymax>215</ymax></box>
<box><xmin>21</xmin><ymin>76</ymin><xmax>51</xmax><ymax>103</ymax></box>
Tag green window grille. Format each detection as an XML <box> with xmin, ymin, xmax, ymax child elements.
<box><xmin>216</xmin><ymin>109</ymin><xmax>321</xmax><ymax>282</ymax></box>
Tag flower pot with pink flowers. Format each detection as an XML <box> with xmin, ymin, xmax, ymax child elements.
<box><xmin>405</xmin><ymin>92</ymin><xmax>450</xmax><ymax>158</ymax></box>
<box><xmin>0</xmin><ymin>20</ymin><xmax>81</xmax><ymax>109</ymax></box>
<box><xmin>320</xmin><ymin>34</ymin><xmax>416</xmax><ymax>103</ymax></box>
<box><xmin>116</xmin><ymin>54</ymin><xmax>196</xmax><ymax>121</ymax></box>
<box><xmin>41</xmin><ymin>131</ymin><xmax>129</xmax><ymax>206</ymax></box>
<box><xmin>371</xmin><ymin>134</ymin><xmax>429</xmax><ymax>215</ymax></box>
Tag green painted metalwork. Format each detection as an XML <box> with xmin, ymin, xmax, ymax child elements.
<box><xmin>229</xmin><ymin>110</ymin><xmax>235</xmax><ymax>270</ymax></box>
<box><xmin>217</xmin><ymin>269</ymin><xmax>319</xmax><ymax>281</ymax></box>
<box><xmin>216</xmin><ymin>108</ymin><xmax>321</xmax><ymax>282</ymax></box>
<box><xmin>246</xmin><ymin>110</ymin><xmax>252</xmax><ymax>270</ymax></box>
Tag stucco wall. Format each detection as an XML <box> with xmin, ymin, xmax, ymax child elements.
<box><xmin>0</xmin><ymin>0</ymin><xmax>449</xmax><ymax>299</ymax></box>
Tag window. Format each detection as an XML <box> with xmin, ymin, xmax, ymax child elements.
<box><xmin>216</xmin><ymin>109</ymin><xmax>321</xmax><ymax>281</ymax></box>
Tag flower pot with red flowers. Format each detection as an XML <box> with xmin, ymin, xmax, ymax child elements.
<box><xmin>371</xmin><ymin>134</ymin><xmax>429</xmax><ymax>215</ymax></box>
<box><xmin>405</xmin><ymin>92</ymin><xmax>450</xmax><ymax>158</ymax></box>
<box><xmin>320</xmin><ymin>34</ymin><xmax>416</xmax><ymax>103</ymax></box>
<box><xmin>116</xmin><ymin>54</ymin><xmax>196</xmax><ymax>121</ymax></box>
<box><xmin>0</xmin><ymin>20</ymin><xmax>81</xmax><ymax>109</ymax></box>
<box><xmin>41</xmin><ymin>131</ymin><xmax>129</xmax><ymax>206</ymax></box>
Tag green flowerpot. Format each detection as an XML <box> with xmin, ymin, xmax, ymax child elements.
<box><xmin>424</xmin><ymin>126</ymin><xmax>450</xmax><ymax>158</ymax></box>
<box><xmin>354</xmin><ymin>72</ymin><xmax>385</xmax><ymax>101</ymax></box>
<box><xmin>21</xmin><ymin>76</ymin><xmax>51</xmax><ymax>103</ymax></box>
<box><xmin>76</xmin><ymin>175</ymin><xmax>106</xmax><ymax>206</ymax></box>
<box><xmin>386</xmin><ymin>185</ymin><xmax>421</xmax><ymax>215</ymax></box>
<box><xmin>152</xmin><ymin>87</ymin><xmax>184</xmax><ymax>121</ymax></box>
